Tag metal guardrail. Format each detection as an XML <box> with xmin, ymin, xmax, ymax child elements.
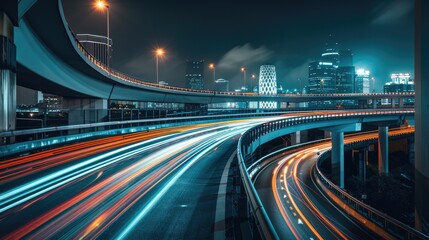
<box><xmin>314</xmin><ymin>139</ymin><xmax>428</xmax><ymax>240</ymax></box>
<box><xmin>236</xmin><ymin>109</ymin><xmax>416</xmax><ymax>239</ymax></box>
<box><xmin>1</xmin><ymin>112</ymin><xmax>288</xmax><ymax>139</ymax></box>
<box><xmin>0</xmin><ymin>112</ymin><xmax>291</xmax><ymax>157</ymax></box>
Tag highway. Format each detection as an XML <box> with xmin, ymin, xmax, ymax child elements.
<box><xmin>0</xmin><ymin>117</ymin><xmax>285</xmax><ymax>239</ymax></box>
<box><xmin>254</xmin><ymin>127</ymin><xmax>415</xmax><ymax>239</ymax></box>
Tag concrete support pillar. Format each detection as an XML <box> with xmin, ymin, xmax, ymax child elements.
<box><xmin>323</xmin><ymin>123</ymin><xmax>361</xmax><ymax>189</ymax></box>
<box><xmin>390</xmin><ymin>98</ymin><xmax>395</xmax><ymax>108</ymax></box>
<box><xmin>415</xmin><ymin>0</ymin><xmax>429</xmax><ymax>233</ymax></box>
<box><xmin>359</xmin><ymin>149</ymin><xmax>367</xmax><ymax>182</ymax></box>
<box><xmin>291</xmin><ymin>131</ymin><xmax>300</xmax><ymax>145</ymax></box>
<box><xmin>63</xmin><ymin>98</ymin><xmax>108</xmax><ymax>125</ymax></box>
<box><xmin>372</xmin><ymin>99</ymin><xmax>377</xmax><ymax>109</ymax></box>
<box><xmin>399</xmin><ymin>98</ymin><xmax>404</xmax><ymax>108</ymax></box>
<box><xmin>331</xmin><ymin>131</ymin><xmax>344</xmax><ymax>188</ymax></box>
<box><xmin>0</xmin><ymin>10</ymin><xmax>17</xmax><ymax>141</ymax></box>
<box><xmin>378</xmin><ymin>126</ymin><xmax>389</xmax><ymax>176</ymax></box>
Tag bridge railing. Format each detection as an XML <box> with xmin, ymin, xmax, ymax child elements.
<box><xmin>0</xmin><ymin>111</ymin><xmax>288</xmax><ymax>157</ymax></box>
<box><xmin>237</xmin><ymin>109</ymin><xmax>415</xmax><ymax>239</ymax></box>
<box><xmin>315</xmin><ymin>142</ymin><xmax>428</xmax><ymax>240</ymax></box>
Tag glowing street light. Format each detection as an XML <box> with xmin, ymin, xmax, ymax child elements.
<box><xmin>209</xmin><ymin>64</ymin><xmax>216</xmax><ymax>83</ymax></box>
<box><xmin>241</xmin><ymin>67</ymin><xmax>247</xmax><ymax>92</ymax></box>
<box><xmin>251</xmin><ymin>73</ymin><xmax>256</xmax><ymax>92</ymax></box>
<box><xmin>94</xmin><ymin>1</ymin><xmax>111</xmax><ymax>76</ymax></box>
<box><xmin>155</xmin><ymin>48</ymin><xmax>165</xmax><ymax>84</ymax></box>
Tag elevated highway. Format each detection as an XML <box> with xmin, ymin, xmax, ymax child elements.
<box><xmin>236</xmin><ymin>109</ymin><xmax>425</xmax><ymax>239</ymax></box>
<box><xmin>15</xmin><ymin>0</ymin><xmax>415</xmax><ymax>104</ymax></box>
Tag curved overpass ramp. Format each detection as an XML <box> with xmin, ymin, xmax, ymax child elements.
<box><xmin>15</xmin><ymin>0</ymin><xmax>223</xmax><ymax>103</ymax></box>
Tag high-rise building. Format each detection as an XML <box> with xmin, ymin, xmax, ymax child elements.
<box><xmin>259</xmin><ymin>65</ymin><xmax>277</xmax><ymax>95</ymax></box>
<box><xmin>258</xmin><ymin>65</ymin><xmax>277</xmax><ymax>108</ymax></box>
<box><xmin>384</xmin><ymin>73</ymin><xmax>414</xmax><ymax>104</ymax></box>
<box><xmin>355</xmin><ymin>68</ymin><xmax>370</xmax><ymax>93</ymax></box>
<box><xmin>321</xmin><ymin>35</ymin><xmax>340</xmax><ymax>68</ymax></box>
<box><xmin>41</xmin><ymin>93</ymin><xmax>63</xmax><ymax>112</ymax></box>
<box><xmin>390</xmin><ymin>73</ymin><xmax>411</xmax><ymax>84</ymax></box>
<box><xmin>308</xmin><ymin>61</ymin><xmax>337</xmax><ymax>94</ymax></box>
<box><xmin>339</xmin><ymin>49</ymin><xmax>353</xmax><ymax>67</ymax></box>
<box><xmin>214</xmin><ymin>79</ymin><xmax>229</xmax><ymax>92</ymax></box>
<box><xmin>185</xmin><ymin>60</ymin><xmax>205</xmax><ymax>90</ymax></box>
<box><xmin>336</xmin><ymin>66</ymin><xmax>355</xmax><ymax>93</ymax></box>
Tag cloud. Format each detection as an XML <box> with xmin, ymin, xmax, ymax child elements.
<box><xmin>372</xmin><ymin>0</ymin><xmax>413</xmax><ymax>25</ymax></box>
<box><xmin>217</xmin><ymin>43</ymin><xmax>272</xmax><ymax>70</ymax></box>
<box><xmin>281</xmin><ymin>59</ymin><xmax>311</xmax><ymax>88</ymax></box>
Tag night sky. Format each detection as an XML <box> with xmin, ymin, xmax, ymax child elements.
<box><xmin>62</xmin><ymin>0</ymin><xmax>414</xmax><ymax>91</ymax></box>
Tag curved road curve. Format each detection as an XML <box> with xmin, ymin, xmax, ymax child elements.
<box><xmin>254</xmin><ymin>127</ymin><xmax>414</xmax><ymax>239</ymax></box>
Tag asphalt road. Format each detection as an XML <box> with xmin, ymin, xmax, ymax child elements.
<box><xmin>253</xmin><ymin>127</ymin><xmax>414</xmax><ymax>240</ymax></box>
<box><xmin>0</xmin><ymin>118</ymin><xmax>274</xmax><ymax>239</ymax></box>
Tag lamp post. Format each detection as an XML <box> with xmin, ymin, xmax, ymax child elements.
<box><xmin>241</xmin><ymin>67</ymin><xmax>246</xmax><ymax>92</ymax></box>
<box><xmin>251</xmin><ymin>74</ymin><xmax>256</xmax><ymax>93</ymax></box>
<box><xmin>95</xmin><ymin>1</ymin><xmax>110</xmax><ymax>76</ymax></box>
<box><xmin>209</xmin><ymin>64</ymin><xmax>216</xmax><ymax>83</ymax></box>
<box><xmin>155</xmin><ymin>48</ymin><xmax>164</xmax><ymax>84</ymax></box>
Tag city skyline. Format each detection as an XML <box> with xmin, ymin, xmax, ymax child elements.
<box><xmin>62</xmin><ymin>0</ymin><xmax>414</xmax><ymax>91</ymax></box>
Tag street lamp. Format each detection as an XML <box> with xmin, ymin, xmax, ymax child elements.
<box><xmin>95</xmin><ymin>0</ymin><xmax>110</xmax><ymax>76</ymax></box>
<box><xmin>241</xmin><ymin>67</ymin><xmax>246</xmax><ymax>92</ymax></box>
<box><xmin>155</xmin><ymin>48</ymin><xmax>165</xmax><ymax>84</ymax></box>
<box><xmin>209</xmin><ymin>64</ymin><xmax>216</xmax><ymax>83</ymax></box>
<box><xmin>251</xmin><ymin>73</ymin><xmax>256</xmax><ymax>93</ymax></box>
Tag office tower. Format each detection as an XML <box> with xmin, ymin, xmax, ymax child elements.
<box><xmin>185</xmin><ymin>60</ymin><xmax>205</xmax><ymax>90</ymax></box>
<box><xmin>214</xmin><ymin>79</ymin><xmax>229</xmax><ymax>92</ymax></box>
<box><xmin>321</xmin><ymin>34</ymin><xmax>339</xmax><ymax>68</ymax></box>
<box><xmin>384</xmin><ymin>73</ymin><xmax>414</xmax><ymax>92</ymax></box>
<box><xmin>258</xmin><ymin>65</ymin><xmax>277</xmax><ymax>108</ymax></box>
<box><xmin>355</xmin><ymin>68</ymin><xmax>370</xmax><ymax>93</ymax></box>
<box><xmin>390</xmin><ymin>73</ymin><xmax>411</xmax><ymax>84</ymax></box>
<box><xmin>308</xmin><ymin>61</ymin><xmax>336</xmax><ymax>94</ymax></box>
<box><xmin>336</xmin><ymin>66</ymin><xmax>355</xmax><ymax>93</ymax></box>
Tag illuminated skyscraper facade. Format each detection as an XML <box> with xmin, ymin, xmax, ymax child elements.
<box><xmin>258</xmin><ymin>65</ymin><xmax>277</xmax><ymax>108</ymax></box>
<box><xmin>336</xmin><ymin>66</ymin><xmax>355</xmax><ymax>93</ymax></box>
<box><xmin>355</xmin><ymin>68</ymin><xmax>370</xmax><ymax>93</ymax></box>
<box><xmin>185</xmin><ymin>60</ymin><xmax>205</xmax><ymax>90</ymax></box>
<box><xmin>308</xmin><ymin>61</ymin><xmax>336</xmax><ymax>94</ymax></box>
